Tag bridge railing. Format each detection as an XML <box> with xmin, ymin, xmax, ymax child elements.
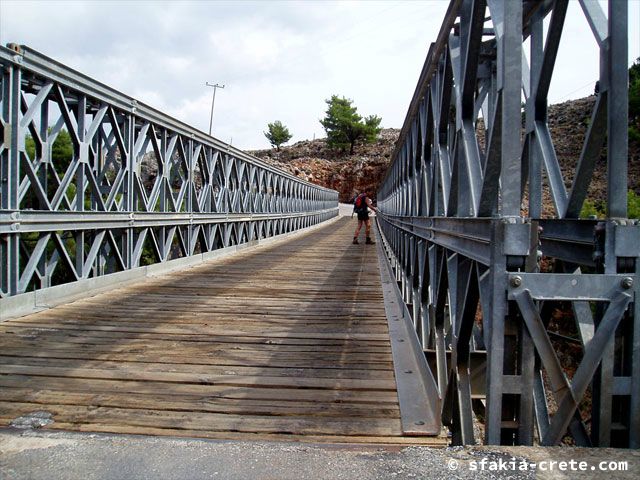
<box><xmin>0</xmin><ymin>44</ymin><xmax>338</xmax><ymax>307</ymax></box>
<box><xmin>377</xmin><ymin>0</ymin><xmax>639</xmax><ymax>447</ymax></box>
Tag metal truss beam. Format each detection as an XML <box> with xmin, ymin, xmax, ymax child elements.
<box><xmin>0</xmin><ymin>44</ymin><xmax>338</xmax><ymax>300</ymax></box>
<box><xmin>377</xmin><ymin>0</ymin><xmax>637</xmax><ymax>448</ymax></box>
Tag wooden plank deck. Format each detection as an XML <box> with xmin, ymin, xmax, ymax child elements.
<box><xmin>0</xmin><ymin>217</ymin><xmax>445</xmax><ymax>445</ymax></box>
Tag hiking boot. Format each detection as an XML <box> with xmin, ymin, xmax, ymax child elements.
<box><xmin>352</xmin><ymin>237</ymin><xmax>359</xmax><ymax>245</ymax></box>
<box><xmin>366</xmin><ymin>237</ymin><xmax>375</xmax><ymax>245</ymax></box>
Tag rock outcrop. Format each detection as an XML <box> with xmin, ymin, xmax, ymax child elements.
<box><xmin>249</xmin><ymin>129</ymin><xmax>397</xmax><ymax>203</ymax></box>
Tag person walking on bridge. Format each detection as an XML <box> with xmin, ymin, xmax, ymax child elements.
<box><xmin>352</xmin><ymin>188</ymin><xmax>378</xmax><ymax>245</ymax></box>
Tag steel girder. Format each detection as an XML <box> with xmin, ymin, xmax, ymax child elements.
<box><xmin>0</xmin><ymin>44</ymin><xmax>338</xmax><ymax>298</ymax></box>
<box><xmin>377</xmin><ymin>0</ymin><xmax>638</xmax><ymax>447</ymax></box>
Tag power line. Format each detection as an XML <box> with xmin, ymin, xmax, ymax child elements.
<box><xmin>551</xmin><ymin>78</ymin><xmax>597</xmax><ymax>104</ymax></box>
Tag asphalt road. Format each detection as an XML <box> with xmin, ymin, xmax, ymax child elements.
<box><xmin>1</xmin><ymin>429</ymin><xmax>638</xmax><ymax>480</ymax></box>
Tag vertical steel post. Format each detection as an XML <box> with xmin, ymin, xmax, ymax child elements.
<box><xmin>606</xmin><ymin>0</ymin><xmax>627</xmax><ymax>218</ymax></box>
<box><xmin>631</xmin><ymin>257</ymin><xmax>640</xmax><ymax>448</ymax></box>
<box><xmin>527</xmin><ymin>9</ymin><xmax>543</xmax><ymax>218</ymax></box>
<box><xmin>1</xmin><ymin>64</ymin><xmax>11</xmax><ymax>295</ymax></box>
<box><xmin>498</xmin><ymin>0</ymin><xmax>522</xmax><ymax>216</ymax></box>
<box><xmin>125</xmin><ymin>112</ymin><xmax>135</xmax><ymax>269</ymax></box>
<box><xmin>5</xmin><ymin>63</ymin><xmax>21</xmax><ymax>296</ymax></box>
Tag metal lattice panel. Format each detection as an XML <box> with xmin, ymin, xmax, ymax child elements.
<box><xmin>377</xmin><ymin>0</ymin><xmax>638</xmax><ymax>447</ymax></box>
<box><xmin>0</xmin><ymin>44</ymin><xmax>338</xmax><ymax>299</ymax></box>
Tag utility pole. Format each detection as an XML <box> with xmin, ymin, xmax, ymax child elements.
<box><xmin>205</xmin><ymin>82</ymin><xmax>225</xmax><ymax>136</ymax></box>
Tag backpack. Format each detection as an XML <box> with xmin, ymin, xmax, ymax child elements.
<box><xmin>353</xmin><ymin>194</ymin><xmax>368</xmax><ymax>214</ymax></box>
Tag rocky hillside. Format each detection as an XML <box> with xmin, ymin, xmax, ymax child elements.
<box><xmin>250</xmin><ymin>96</ymin><xmax>639</xmax><ymax>209</ymax></box>
<box><xmin>545</xmin><ymin>96</ymin><xmax>640</xmax><ymax>210</ymax></box>
<box><xmin>250</xmin><ymin>129</ymin><xmax>398</xmax><ymax>203</ymax></box>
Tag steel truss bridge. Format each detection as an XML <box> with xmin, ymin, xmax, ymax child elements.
<box><xmin>0</xmin><ymin>0</ymin><xmax>637</xmax><ymax>448</ymax></box>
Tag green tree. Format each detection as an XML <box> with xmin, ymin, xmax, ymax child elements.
<box><xmin>51</xmin><ymin>129</ymin><xmax>74</xmax><ymax>169</ymax></box>
<box><xmin>627</xmin><ymin>190</ymin><xmax>640</xmax><ymax>219</ymax></box>
<box><xmin>25</xmin><ymin>129</ymin><xmax>75</xmax><ymax>207</ymax></box>
<box><xmin>319</xmin><ymin>95</ymin><xmax>382</xmax><ymax>155</ymax></box>
<box><xmin>25</xmin><ymin>129</ymin><xmax>74</xmax><ymax>170</ymax></box>
<box><xmin>579</xmin><ymin>191</ymin><xmax>640</xmax><ymax>220</ymax></box>
<box><xmin>264</xmin><ymin>120</ymin><xmax>292</xmax><ymax>151</ymax></box>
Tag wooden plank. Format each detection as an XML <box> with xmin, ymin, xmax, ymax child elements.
<box><xmin>0</xmin><ymin>364</ymin><xmax>397</xmax><ymax>391</ymax></box>
<box><xmin>15</xmin><ymin>309</ymin><xmax>385</xmax><ymax>318</ymax></box>
<box><xmin>0</xmin><ymin>355</ymin><xmax>395</xmax><ymax>381</ymax></box>
<box><xmin>0</xmin><ymin>401</ymin><xmax>404</xmax><ymax>436</ymax></box>
<box><xmin>0</xmin><ymin>350</ymin><xmax>393</xmax><ymax>372</ymax></box>
<box><xmin>0</xmin><ymin>323</ymin><xmax>391</xmax><ymax>341</ymax></box>
<box><xmin>0</xmin><ymin>324</ymin><xmax>390</xmax><ymax>340</ymax></box>
<box><xmin>0</xmin><ymin>388</ymin><xmax>400</xmax><ymax>418</ymax></box>
<box><xmin>0</xmin><ymin>375</ymin><xmax>399</xmax><ymax>404</ymax></box>
<box><xmin>5</xmin><ymin>317</ymin><xmax>390</xmax><ymax>334</ymax></box>
<box><xmin>0</xmin><ymin>343</ymin><xmax>392</xmax><ymax>363</ymax></box>
<box><xmin>0</xmin><ymin>335</ymin><xmax>394</xmax><ymax>357</ymax></box>
<box><xmin>0</xmin><ymin>327</ymin><xmax>389</xmax><ymax>347</ymax></box>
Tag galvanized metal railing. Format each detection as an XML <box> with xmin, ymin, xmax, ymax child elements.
<box><xmin>0</xmin><ymin>44</ymin><xmax>338</xmax><ymax>307</ymax></box>
<box><xmin>377</xmin><ymin>0</ymin><xmax>639</xmax><ymax>447</ymax></box>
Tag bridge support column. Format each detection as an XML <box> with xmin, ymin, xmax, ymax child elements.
<box><xmin>1</xmin><ymin>63</ymin><xmax>21</xmax><ymax>297</ymax></box>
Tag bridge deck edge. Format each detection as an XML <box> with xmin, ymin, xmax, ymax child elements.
<box><xmin>374</xmin><ymin>220</ymin><xmax>443</xmax><ymax>437</ymax></box>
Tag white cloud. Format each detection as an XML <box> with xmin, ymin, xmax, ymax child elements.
<box><xmin>1</xmin><ymin>0</ymin><xmax>638</xmax><ymax>150</ymax></box>
<box><xmin>209</xmin><ymin>23</ymin><xmax>305</xmax><ymax>73</ymax></box>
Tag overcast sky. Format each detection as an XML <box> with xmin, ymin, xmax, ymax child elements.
<box><xmin>0</xmin><ymin>0</ymin><xmax>638</xmax><ymax>150</ymax></box>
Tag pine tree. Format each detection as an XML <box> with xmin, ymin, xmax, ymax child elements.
<box><xmin>319</xmin><ymin>95</ymin><xmax>382</xmax><ymax>155</ymax></box>
<box><xmin>264</xmin><ymin>120</ymin><xmax>293</xmax><ymax>151</ymax></box>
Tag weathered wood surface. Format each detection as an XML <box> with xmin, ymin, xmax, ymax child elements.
<box><xmin>0</xmin><ymin>218</ymin><xmax>445</xmax><ymax>444</ymax></box>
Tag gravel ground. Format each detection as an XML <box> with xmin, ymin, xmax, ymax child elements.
<box><xmin>1</xmin><ymin>429</ymin><xmax>638</xmax><ymax>480</ymax></box>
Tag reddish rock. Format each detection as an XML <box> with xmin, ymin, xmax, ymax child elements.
<box><xmin>249</xmin><ymin>129</ymin><xmax>397</xmax><ymax>203</ymax></box>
